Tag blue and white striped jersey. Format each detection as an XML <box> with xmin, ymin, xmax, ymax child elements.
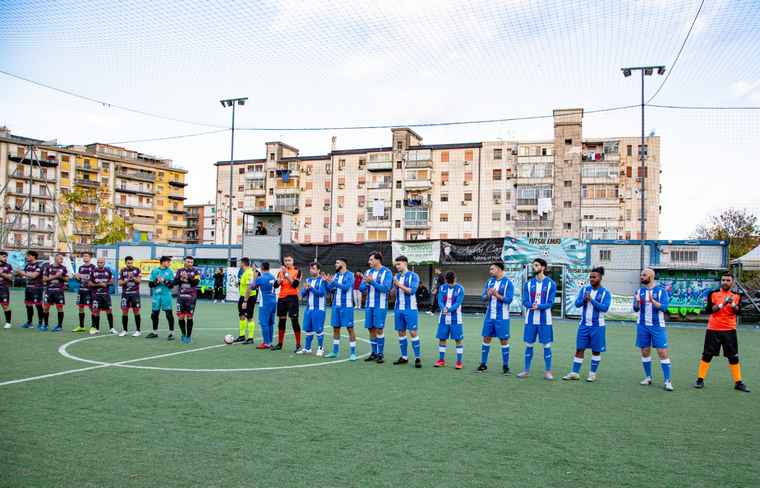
<box><xmin>481</xmin><ymin>276</ymin><xmax>514</xmax><ymax>320</ymax></box>
<box><xmin>394</xmin><ymin>271</ymin><xmax>419</xmax><ymax>311</ymax></box>
<box><xmin>633</xmin><ymin>285</ymin><xmax>669</xmax><ymax>327</ymax></box>
<box><xmin>575</xmin><ymin>285</ymin><xmax>612</xmax><ymax>327</ymax></box>
<box><xmin>327</xmin><ymin>271</ymin><xmax>354</xmax><ymax>309</ymax></box>
<box><xmin>301</xmin><ymin>276</ymin><xmax>327</xmax><ymax>311</ymax></box>
<box><xmin>522</xmin><ymin>277</ymin><xmax>557</xmax><ymax>326</ymax></box>
<box><xmin>359</xmin><ymin>266</ymin><xmax>392</xmax><ymax>310</ymax></box>
<box><xmin>438</xmin><ymin>283</ymin><xmax>464</xmax><ymax>326</ymax></box>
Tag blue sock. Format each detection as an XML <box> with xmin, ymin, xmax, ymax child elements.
<box><xmin>590</xmin><ymin>355</ymin><xmax>601</xmax><ymax>373</ymax></box>
<box><xmin>411</xmin><ymin>336</ymin><xmax>421</xmax><ymax>359</ymax></box>
<box><xmin>642</xmin><ymin>356</ymin><xmax>652</xmax><ymax>378</ymax></box>
<box><xmin>305</xmin><ymin>333</ymin><xmax>314</xmax><ymax>351</ymax></box>
<box><xmin>661</xmin><ymin>358</ymin><xmax>672</xmax><ymax>382</ymax></box>
<box><xmin>480</xmin><ymin>343</ymin><xmax>491</xmax><ymax>365</ymax></box>
<box><xmin>349</xmin><ymin>341</ymin><xmax>356</xmax><ymax>356</ymax></box>
<box><xmin>543</xmin><ymin>345</ymin><xmax>552</xmax><ymax>371</ymax></box>
<box><xmin>572</xmin><ymin>357</ymin><xmax>583</xmax><ymax>374</ymax></box>
<box><xmin>524</xmin><ymin>345</ymin><xmax>534</xmax><ymax>371</ymax></box>
<box><xmin>501</xmin><ymin>344</ymin><xmax>510</xmax><ymax>367</ymax></box>
<box><xmin>317</xmin><ymin>332</ymin><xmax>324</xmax><ymax>349</ymax></box>
<box><xmin>370</xmin><ymin>340</ymin><xmax>377</xmax><ymax>355</ymax></box>
<box><xmin>456</xmin><ymin>345</ymin><xmax>463</xmax><ymax>363</ymax></box>
<box><xmin>332</xmin><ymin>339</ymin><xmax>340</xmax><ymax>355</ymax></box>
<box><xmin>438</xmin><ymin>344</ymin><xmax>446</xmax><ymax>361</ymax></box>
<box><xmin>376</xmin><ymin>334</ymin><xmax>385</xmax><ymax>356</ymax></box>
<box><xmin>399</xmin><ymin>336</ymin><xmax>409</xmax><ymax>359</ymax></box>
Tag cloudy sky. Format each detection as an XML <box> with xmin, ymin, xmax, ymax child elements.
<box><xmin>1</xmin><ymin>0</ymin><xmax>759</xmax><ymax>239</ymax></box>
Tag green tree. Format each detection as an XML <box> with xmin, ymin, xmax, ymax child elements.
<box><xmin>58</xmin><ymin>185</ymin><xmax>131</xmax><ymax>251</ymax></box>
<box><xmin>694</xmin><ymin>208</ymin><xmax>759</xmax><ymax>260</ymax></box>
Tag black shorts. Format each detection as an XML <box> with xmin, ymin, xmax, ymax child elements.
<box><xmin>703</xmin><ymin>329</ymin><xmax>739</xmax><ymax>357</ymax></box>
<box><xmin>25</xmin><ymin>287</ymin><xmax>43</xmax><ymax>305</ymax></box>
<box><xmin>238</xmin><ymin>296</ymin><xmax>256</xmax><ymax>320</ymax></box>
<box><xmin>44</xmin><ymin>290</ymin><xmax>65</xmax><ymax>307</ymax></box>
<box><xmin>77</xmin><ymin>290</ymin><xmax>92</xmax><ymax>307</ymax></box>
<box><xmin>277</xmin><ymin>295</ymin><xmax>299</xmax><ymax>318</ymax></box>
<box><xmin>0</xmin><ymin>288</ymin><xmax>9</xmax><ymax>305</ymax></box>
<box><xmin>92</xmin><ymin>294</ymin><xmax>112</xmax><ymax>313</ymax></box>
<box><xmin>121</xmin><ymin>294</ymin><xmax>141</xmax><ymax>310</ymax></box>
<box><xmin>176</xmin><ymin>297</ymin><xmax>197</xmax><ymax>316</ymax></box>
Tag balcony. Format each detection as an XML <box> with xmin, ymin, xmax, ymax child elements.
<box><xmin>405</xmin><ymin>219</ymin><xmax>431</xmax><ymax>229</ymax></box>
<box><xmin>245</xmin><ymin>171</ymin><xmax>266</xmax><ymax>180</ymax></box>
<box><xmin>11</xmin><ymin>223</ymin><xmax>54</xmax><ymax>233</ymax></box>
<box><xmin>274</xmin><ymin>203</ymin><xmax>299</xmax><ymax>213</ymax></box>
<box><xmin>116</xmin><ymin>186</ymin><xmax>155</xmax><ymax>195</ymax></box>
<box><xmin>168</xmin><ymin>180</ymin><xmax>187</xmax><ymax>187</ymax></box>
<box><xmin>515</xmin><ymin>219</ymin><xmax>553</xmax><ymax>229</ymax></box>
<box><xmin>168</xmin><ymin>194</ymin><xmax>186</xmax><ymax>201</ymax></box>
<box><xmin>117</xmin><ymin>170</ymin><xmax>156</xmax><ymax>182</ymax></box>
<box><xmin>129</xmin><ymin>215</ymin><xmax>154</xmax><ymax>225</ymax></box>
<box><xmin>366</xmin><ymin>218</ymin><xmax>391</xmax><ymax>228</ymax></box>
<box><xmin>168</xmin><ymin>208</ymin><xmax>185</xmax><ymax>215</ymax></box>
<box><xmin>367</xmin><ymin>181</ymin><xmax>392</xmax><ymax>190</ymax></box>
<box><xmin>367</xmin><ymin>161</ymin><xmax>393</xmax><ymax>171</ymax></box>
<box><xmin>75</xmin><ymin>178</ymin><xmax>100</xmax><ymax>188</ymax></box>
<box><xmin>404</xmin><ymin>179</ymin><xmax>432</xmax><ymax>190</ymax></box>
<box><xmin>77</xmin><ymin>164</ymin><xmax>99</xmax><ymax>173</ymax></box>
<box><xmin>7</xmin><ymin>207</ymin><xmax>54</xmax><ymax>216</ymax></box>
<box><xmin>8</xmin><ymin>190</ymin><xmax>53</xmax><ymax>200</ymax></box>
<box><xmin>516</xmin><ymin>198</ymin><xmax>538</xmax><ymax>207</ymax></box>
<box><xmin>168</xmin><ymin>221</ymin><xmax>186</xmax><ymax>228</ymax></box>
<box><xmin>405</xmin><ymin>160</ymin><xmax>433</xmax><ymax>169</ymax></box>
<box><xmin>245</xmin><ymin>187</ymin><xmax>266</xmax><ymax>197</ymax></box>
<box><xmin>8</xmin><ymin>155</ymin><xmax>59</xmax><ymax>168</ymax></box>
<box><xmin>403</xmin><ymin>198</ymin><xmax>431</xmax><ymax>208</ymax></box>
<box><xmin>8</xmin><ymin>170</ymin><xmax>56</xmax><ymax>183</ymax></box>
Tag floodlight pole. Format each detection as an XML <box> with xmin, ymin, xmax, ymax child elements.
<box><xmin>220</xmin><ymin>97</ymin><xmax>247</xmax><ymax>266</ymax></box>
<box><xmin>621</xmin><ymin>65</ymin><xmax>665</xmax><ymax>272</ymax></box>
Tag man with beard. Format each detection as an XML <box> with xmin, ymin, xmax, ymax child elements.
<box><xmin>633</xmin><ymin>268</ymin><xmax>673</xmax><ymax>391</ymax></box>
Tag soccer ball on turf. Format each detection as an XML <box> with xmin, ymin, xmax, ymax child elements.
<box><xmin>224</xmin><ymin>334</ymin><xmax>235</xmax><ymax>344</ymax></box>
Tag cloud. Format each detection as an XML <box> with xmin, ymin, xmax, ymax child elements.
<box><xmin>730</xmin><ymin>80</ymin><xmax>760</xmax><ymax>103</ymax></box>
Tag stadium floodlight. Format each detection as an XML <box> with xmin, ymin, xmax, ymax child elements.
<box><xmin>620</xmin><ymin>65</ymin><xmax>665</xmax><ymax>272</ymax></box>
<box><xmin>219</xmin><ymin>97</ymin><xmax>248</xmax><ymax>265</ymax></box>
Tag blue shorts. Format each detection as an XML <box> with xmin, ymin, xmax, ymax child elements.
<box><xmin>576</xmin><ymin>326</ymin><xmax>606</xmax><ymax>352</ymax></box>
<box><xmin>303</xmin><ymin>310</ymin><xmax>326</xmax><ymax>334</ymax></box>
<box><xmin>523</xmin><ymin>323</ymin><xmax>554</xmax><ymax>345</ymax></box>
<box><xmin>151</xmin><ymin>292</ymin><xmax>173</xmax><ymax>311</ymax></box>
<box><xmin>394</xmin><ymin>310</ymin><xmax>418</xmax><ymax>332</ymax></box>
<box><xmin>259</xmin><ymin>304</ymin><xmax>276</xmax><ymax>328</ymax></box>
<box><xmin>636</xmin><ymin>324</ymin><xmax>668</xmax><ymax>349</ymax></box>
<box><xmin>482</xmin><ymin>318</ymin><xmax>510</xmax><ymax>340</ymax></box>
<box><xmin>365</xmin><ymin>307</ymin><xmax>388</xmax><ymax>329</ymax></box>
<box><xmin>436</xmin><ymin>322</ymin><xmax>464</xmax><ymax>341</ymax></box>
<box><xmin>331</xmin><ymin>307</ymin><xmax>354</xmax><ymax>328</ymax></box>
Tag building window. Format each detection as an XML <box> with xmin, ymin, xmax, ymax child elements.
<box><xmin>394</xmin><ymin>161</ymin><xmax>402</xmax><ymax>169</ymax></box>
<box><xmin>305</xmin><ymin>198</ymin><xmax>312</xmax><ymax>208</ymax></box>
<box><xmin>395</xmin><ymin>220</ymin><xmax>401</xmax><ymax>228</ymax></box>
<box><xmin>440</xmin><ymin>213</ymin><xmax>448</xmax><ymax>222</ymax></box>
<box><xmin>464</xmin><ymin>150</ymin><xmax>473</xmax><ymax>161</ymax></box>
<box><xmin>396</xmin><ymin>181</ymin><xmax>402</xmax><ymax>189</ymax></box>
<box><xmin>440</xmin><ymin>193</ymin><xmax>448</xmax><ymax>202</ymax></box>
<box><xmin>671</xmin><ymin>249</ymin><xmax>698</xmax><ymax>263</ymax></box>
<box><xmin>599</xmin><ymin>249</ymin><xmax>612</xmax><ymax>262</ymax></box>
<box><xmin>492</xmin><ymin>211</ymin><xmax>501</xmax><ymax>221</ymax></box>
<box><xmin>565</xmin><ymin>138</ymin><xmax>572</xmax><ymax>145</ymax></box>
<box><xmin>464</xmin><ymin>172</ymin><xmax>473</xmax><ymax>183</ymax></box>
<box><xmin>563</xmin><ymin>222</ymin><xmax>572</xmax><ymax>230</ymax></box>
<box><xmin>493</xmin><ymin>148</ymin><xmax>502</xmax><ymax>160</ymax></box>
<box><xmin>493</xmin><ymin>169</ymin><xmax>502</xmax><ymax>181</ymax></box>
<box><xmin>61</xmin><ymin>171</ymin><xmax>69</xmax><ymax>179</ymax></box>
<box><xmin>542</xmin><ymin>147</ymin><xmax>548</xmax><ymax>156</ymax></box>
<box><xmin>464</xmin><ymin>213</ymin><xmax>472</xmax><ymax>222</ymax></box>
<box><xmin>440</xmin><ymin>233</ymin><xmax>448</xmax><ymax>239</ymax></box>
<box><xmin>338</xmin><ymin>159</ymin><xmax>346</xmax><ymax>171</ymax></box>
<box><xmin>238</xmin><ymin>168</ymin><xmax>245</xmax><ymax>174</ymax></box>
<box><xmin>564</xmin><ymin>180</ymin><xmax>572</xmax><ymax>187</ymax></box>
<box><xmin>238</xmin><ymin>185</ymin><xmax>244</xmax><ymax>192</ymax></box>
<box><xmin>441</xmin><ymin>172</ymin><xmax>449</xmax><ymax>185</ymax></box>
<box><xmin>492</xmin><ymin>190</ymin><xmax>502</xmax><ymax>204</ymax></box>
<box><xmin>395</xmin><ymin>200</ymin><xmax>401</xmax><ymax>209</ymax></box>
<box><xmin>440</xmin><ymin>151</ymin><xmax>449</xmax><ymax>163</ymax></box>
<box><xmin>396</xmin><ymin>141</ymin><xmax>403</xmax><ymax>150</ymax></box>
<box><xmin>563</xmin><ymin>201</ymin><xmax>572</xmax><ymax>208</ymax></box>
<box><xmin>464</xmin><ymin>193</ymin><xmax>472</xmax><ymax>202</ymax></box>
<box><xmin>269</xmin><ymin>152</ymin><xmax>275</xmax><ymax>161</ymax></box>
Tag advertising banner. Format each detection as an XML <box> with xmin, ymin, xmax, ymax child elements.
<box><xmin>392</xmin><ymin>241</ymin><xmax>440</xmax><ymax>265</ymax></box>
<box><xmin>502</xmin><ymin>237</ymin><xmax>587</xmax><ymax>267</ymax></box>
<box><xmin>440</xmin><ymin>239</ymin><xmax>504</xmax><ymax>264</ymax></box>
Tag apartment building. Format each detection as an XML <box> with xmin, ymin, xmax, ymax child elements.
<box><xmin>185</xmin><ymin>202</ymin><xmax>216</xmax><ymax>244</ymax></box>
<box><xmin>214</xmin><ymin>108</ymin><xmax>661</xmax><ymax>244</ymax></box>
<box><xmin>0</xmin><ymin>127</ymin><xmax>188</xmax><ymax>253</ymax></box>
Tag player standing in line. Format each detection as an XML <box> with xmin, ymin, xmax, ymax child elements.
<box><xmin>475</xmin><ymin>263</ymin><xmax>514</xmax><ymax>374</ymax></box>
<box><xmin>147</xmin><ymin>256</ymin><xmax>176</xmax><ymax>340</ymax></box>
<box><xmin>42</xmin><ymin>253</ymin><xmax>68</xmax><ymax>332</ymax></box>
<box><xmin>255</xmin><ymin>262</ymin><xmax>278</xmax><ymax>349</ymax></box>
<box><xmin>323</xmin><ymin>258</ymin><xmax>357</xmax><ymax>360</ymax></box>
<box><xmin>90</xmin><ymin>257</ymin><xmax>115</xmax><ymax>335</ymax></box>
<box><xmin>0</xmin><ymin>252</ymin><xmax>14</xmax><ymax>329</ymax></box>
<box><xmin>518</xmin><ymin>258</ymin><xmax>557</xmax><ymax>380</ymax></box>
<box><xmin>234</xmin><ymin>257</ymin><xmax>257</xmax><ymax>344</ymax></box>
<box><xmin>17</xmin><ymin>251</ymin><xmax>43</xmax><ymax>329</ymax></box>
<box><xmin>118</xmin><ymin>256</ymin><xmax>142</xmax><ymax>337</ymax></box>
<box><xmin>360</xmin><ymin>252</ymin><xmax>393</xmax><ymax>364</ymax></box>
<box><xmin>694</xmin><ymin>272</ymin><xmax>750</xmax><ymax>392</ymax></box>
<box><xmin>298</xmin><ymin>262</ymin><xmax>327</xmax><ymax>356</ymax></box>
<box><xmin>274</xmin><ymin>255</ymin><xmax>302</xmax><ymax>352</ymax></box>
<box><xmin>72</xmin><ymin>251</ymin><xmax>96</xmax><ymax>332</ymax></box>
<box><xmin>633</xmin><ymin>268</ymin><xmax>673</xmax><ymax>391</ymax></box>
<box><xmin>174</xmin><ymin>256</ymin><xmax>201</xmax><ymax>344</ymax></box>
<box><xmin>392</xmin><ymin>255</ymin><xmax>422</xmax><ymax>368</ymax></box>
<box><xmin>562</xmin><ymin>267</ymin><xmax>611</xmax><ymax>382</ymax></box>
<box><xmin>434</xmin><ymin>271</ymin><xmax>464</xmax><ymax>369</ymax></box>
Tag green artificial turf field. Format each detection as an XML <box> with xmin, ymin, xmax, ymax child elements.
<box><xmin>1</xmin><ymin>290</ymin><xmax>758</xmax><ymax>488</ymax></box>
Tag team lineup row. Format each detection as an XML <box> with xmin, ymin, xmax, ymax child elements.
<box><xmin>0</xmin><ymin>250</ymin><xmax>749</xmax><ymax>393</ymax></box>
